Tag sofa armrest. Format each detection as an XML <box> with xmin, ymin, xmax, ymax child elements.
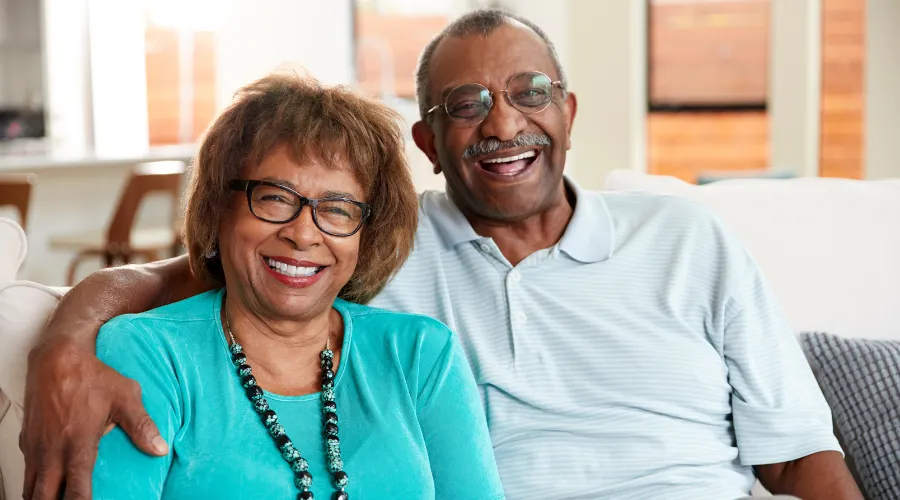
<box><xmin>0</xmin><ymin>281</ymin><xmax>66</xmax><ymax>500</ymax></box>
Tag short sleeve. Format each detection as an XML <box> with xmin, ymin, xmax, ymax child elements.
<box><xmin>92</xmin><ymin>316</ymin><xmax>183</xmax><ymax>500</ymax></box>
<box><xmin>722</xmin><ymin>248</ymin><xmax>842</xmax><ymax>465</ymax></box>
<box><xmin>413</xmin><ymin>321</ymin><xmax>505</xmax><ymax>499</ymax></box>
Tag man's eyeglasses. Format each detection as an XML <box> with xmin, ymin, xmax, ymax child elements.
<box><xmin>228</xmin><ymin>180</ymin><xmax>371</xmax><ymax>237</ymax></box>
<box><xmin>425</xmin><ymin>71</ymin><xmax>565</xmax><ymax>127</ymax></box>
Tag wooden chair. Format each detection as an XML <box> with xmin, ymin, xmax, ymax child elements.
<box><xmin>50</xmin><ymin>161</ymin><xmax>186</xmax><ymax>285</ymax></box>
<box><xmin>0</xmin><ymin>173</ymin><xmax>36</xmax><ymax>228</ymax></box>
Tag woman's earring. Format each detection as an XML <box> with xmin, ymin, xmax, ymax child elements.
<box><xmin>433</xmin><ymin>160</ymin><xmax>441</xmax><ymax>175</ymax></box>
<box><xmin>206</xmin><ymin>246</ymin><xmax>218</xmax><ymax>258</ymax></box>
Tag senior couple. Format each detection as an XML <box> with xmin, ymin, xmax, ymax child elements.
<box><xmin>19</xmin><ymin>9</ymin><xmax>860</xmax><ymax>500</ymax></box>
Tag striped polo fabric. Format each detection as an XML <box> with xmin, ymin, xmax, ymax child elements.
<box><xmin>369</xmin><ymin>179</ymin><xmax>840</xmax><ymax>500</ymax></box>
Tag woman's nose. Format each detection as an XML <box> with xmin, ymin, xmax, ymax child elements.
<box><xmin>278</xmin><ymin>205</ymin><xmax>323</xmax><ymax>248</ymax></box>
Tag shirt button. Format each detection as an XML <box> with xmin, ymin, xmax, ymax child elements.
<box><xmin>515</xmin><ymin>312</ymin><xmax>527</xmax><ymax>324</ymax></box>
<box><xmin>509</xmin><ymin>270</ymin><xmax>521</xmax><ymax>282</ymax></box>
<box><xmin>480</xmin><ymin>243</ymin><xmax>491</xmax><ymax>253</ymax></box>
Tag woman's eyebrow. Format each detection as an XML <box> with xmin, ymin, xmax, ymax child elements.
<box><xmin>322</xmin><ymin>190</ymin><xmax>359</xmax><ymax>199</ymax></box>
<box><xmin>258</xmin><ymin>177</ymin><xmax>357</xmax><ymax>200</ymax></box>
<box><xmin>260</xmin><ymin>176</ymin><xmax>295</xmax><ymax>189</ymax></box>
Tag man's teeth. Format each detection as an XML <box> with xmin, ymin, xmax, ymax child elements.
<box><xmin>266</xmin><ymin>258</ymin><xmax>320</xmax><ymax>278</ymax></box>
<box><xmin>481</xmin><ymin>150</ymin><xmax>536</xmax><ymax>164</ymax></box>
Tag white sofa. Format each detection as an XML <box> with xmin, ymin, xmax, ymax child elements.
<box><xmin>604</xmin><ymin>170</ymin><xmax>900</xmax><ymax>340</ymax></box>
<box><xmin>0</xmin><ymin>219</ymin><xmax>66</xmax><ymax>500</ymax></box>
<box><xmin>1</xmin><ymin>172</ymin><xmax>899</xmax><ymax>499</ymax></box>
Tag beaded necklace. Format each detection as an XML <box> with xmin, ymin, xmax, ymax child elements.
<box><xmin>224</xmin><ymin>305</ymin><xmax>349</xmax><ymax>500</ymax></box>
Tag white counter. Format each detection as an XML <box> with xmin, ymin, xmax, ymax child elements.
<box><xmin>0</xmin><ymin>144</ymin><xmax>197</xmax><ymax>173</ymax></box>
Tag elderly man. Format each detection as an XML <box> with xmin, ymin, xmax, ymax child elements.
<box><xmin>21</xmin><ymin>9</ymin><xmax>859</xmax><ymax>500</ymax></box>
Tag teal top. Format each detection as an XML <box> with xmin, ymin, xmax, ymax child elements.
<box><xmin>92</xmin><ymin>289</ymin><xmax>504</xmax><ymax>500</ymax></box>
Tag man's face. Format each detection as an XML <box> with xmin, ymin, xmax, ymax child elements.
<box><xmin>413</xmin><ymin>22</ymin><xmax>577</xmax><ymax>222</ymax></box>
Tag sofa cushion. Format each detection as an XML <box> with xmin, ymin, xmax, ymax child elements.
<box><xmin>800</xmin><ymin>332</ymin><xmax>900</xmax><ymax>500</ymax></box>
<box><xmin>0</xmin><ymin>218</ymin><xmax>26</xmax><ymax>287</ymax></box>
<box><xmin>604</xmin><ymin>171</ymin><xmax>900</xmax><ymax>340</ymax></box>
<box><xmin>0</xmin><ymin>281</ymin><xmax>66</xmax><ymax>500</ymax></box>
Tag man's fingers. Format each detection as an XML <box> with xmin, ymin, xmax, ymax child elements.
<box><xmin>19</xmin><ymin>340</ymin><xmax>121</xmax><ymax>499</ymax></box>
<box><xmin>62</xmin><ymin>442</ymin><xmax>98</xmax><ymax>500</ymax></box>
<box><xmin>21</xmin><ymin>443</ymin><xmax>38</xmax><ymax>500</ymax></box>
<box><xmin>29</xmin><ymin>455</ymin><xmax>65</xmax><ymax>500</ymax></box>
<box><xmin>113</xmin><ymin>381</ymin><xmax>167</xmax><ymax>456</ymax></box>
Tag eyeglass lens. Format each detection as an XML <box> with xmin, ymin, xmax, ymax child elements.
<box><xmin>249</xmin><ymin>183</ymin><xmax>364</xmax><ymax>236</ymax></box>
<box><xmin>444</xmin><ymin>71</ymin><xmax>554</xmax><ymax>125</ymax></box>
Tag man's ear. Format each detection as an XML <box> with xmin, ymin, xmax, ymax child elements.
<box><xmin>412</xmin><ymin>120</ymin><xmax>441</xmax><ymax>174</ymax></box>
<box><xmin>563</xmin><ymin>91</ymin><xmax>578</xmax><ymax>150</ymax></box>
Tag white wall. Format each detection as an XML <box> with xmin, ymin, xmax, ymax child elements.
<box><xmin>42</xmin><ymin>0</ymin><xmax>153</xmax><ymax>157</ymax></box>
<box><xmin>87</xmin><ymin>0</ymin><xmax>150</xmax><ymax>156</ymax></box>
<box><xmin>0</xmin><ymin>0</ymin><xmax>43</xmax><ymax>107</ymax></box>
<box><xmin>768</xmin><ymin>0</ymin><xmax>821</xmax><ymax>177</ymax></box>
<box><xmin>566</xmin><ymin>0</ymin><xmax>647</xmax><ymax>189</ymax></box>
<box><xmin>865</xmin><ymin>0</ymin><xmax>900</xmax><ymax>180</ymax></box>
<box><xmin>214</xmin><ymin>0</ymin><xmax>354</xmax><ymax>111</ymax></box>
<box><xmin>41</xmin><ymin>0</ymin><xmax>93</xmax><ymax>155</ymax></box>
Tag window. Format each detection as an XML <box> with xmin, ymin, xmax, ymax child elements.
<box><xmin>648</xmin><ymin>0</ymin><xmax>770</xmax><ymax>111</ymax></box>
<box><xmin>354</xmin><ymin>0</ymin><xmax>452</xmax><ymax>100</ymax></box>
<box><xmin>144</xmin><ymin>0</ymin><xmax>218</xmax><ymax>145</ymax></box>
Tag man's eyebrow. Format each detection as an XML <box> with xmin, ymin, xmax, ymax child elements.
<box><xmin>440</xmin><ymin>81</ymin><xmax>472</xmax><ymax>102</ymax></box>
<box><xmin>440</xmin><ymin>86</ymin><xmax>455</xmax><ymax>102</ymax></box>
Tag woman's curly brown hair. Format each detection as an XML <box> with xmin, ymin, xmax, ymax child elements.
<box><xmin>182</xmin><ymin>72</ymin><xmax>418</xmax><ymax>304</ymax></box>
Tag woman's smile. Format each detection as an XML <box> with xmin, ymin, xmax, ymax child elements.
<box><xmin>261</xmin><ymin>255</ymin><xmax>328</xmax><ymax>288</ymax></box>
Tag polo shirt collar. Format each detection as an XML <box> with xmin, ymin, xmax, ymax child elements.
<box><xmin>424</xmin><ymin>190</ymin><xmax>482</xmax><ymax>251</ymax></box>
<box><xmin>425</xmin><ymin>176</ymin><xmax>615</xmax><ymax>263</ymax></box>
<box><xmin>558</xmin><ymin>177</ymin><xmax>615</xmax><ymax>263</ymax></box>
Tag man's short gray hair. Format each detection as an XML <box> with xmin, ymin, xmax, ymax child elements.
<box><xmin>414</xmin><ymin>8</ymin><xmax>568</xmax><ymax>121</ymax></box>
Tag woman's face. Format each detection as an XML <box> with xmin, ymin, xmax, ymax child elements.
<box><xmin>218</xmin><ymin>143</ymin><xmax>365</xmax><ymax>321</ymax></box>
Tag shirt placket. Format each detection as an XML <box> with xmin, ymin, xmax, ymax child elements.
<box><xmin>476</xmin><ymin>239</ymin><xmax>555</xmax><ymax>367</ymax></box>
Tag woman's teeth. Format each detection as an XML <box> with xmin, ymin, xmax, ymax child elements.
<box><xmin>266</xmin><ymin>258</ymin><xmax>321</xmax><ymax>278</ymax></box>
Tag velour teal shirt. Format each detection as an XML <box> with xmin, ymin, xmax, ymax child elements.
<box><xmin>92</xmin><ymin>289</ymin><xmax>505</xmax><ymax>500</ymax></box>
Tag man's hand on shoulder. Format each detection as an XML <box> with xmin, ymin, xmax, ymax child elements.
<box><xmin>18</xmin><ymin>256</ymin><xmax>205</xmax><ymax>499</ymax></box>
<box><xmin>20</xmin><ymin>336</ymin><xmax>166</xmax><ymax>500</ymax></box>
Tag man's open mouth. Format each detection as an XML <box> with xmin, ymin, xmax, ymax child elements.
<box><xmin>477</xmin><ymin>149</ymin><xmax>539</xmax><ymax>176</ymax></box>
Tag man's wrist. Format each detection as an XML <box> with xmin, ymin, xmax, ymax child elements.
<box><xmin>29</xmin><ymin>332</ymin><xmax>97</xmax><ymax>366</ymax></box>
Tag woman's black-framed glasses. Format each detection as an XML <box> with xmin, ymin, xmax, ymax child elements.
<box><xmin>424</xmin><ymin>71</ymin><xmax>565</xmax><ymax>127</ymax></box>
<box><xmin>228</xmin><ymin>180</ymin><xmax>371</xmax><ymax>237</ymax></box>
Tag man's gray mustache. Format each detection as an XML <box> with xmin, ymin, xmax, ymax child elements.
<box><xmin>463</xmin><ymin>133</ymin><xmax>552</xmax><ymax>159</ymax></box>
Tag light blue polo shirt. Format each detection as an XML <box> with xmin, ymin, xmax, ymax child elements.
<box><xmin>370</xmin><ymin>179</ymin><xmax>840</xmax><ymax>500</ymax></box>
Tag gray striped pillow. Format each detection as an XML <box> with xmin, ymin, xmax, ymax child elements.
<box><xmin>800</xmin><ymin>332</ymin><xmax>900</xmax><ymax>500</ymax></box>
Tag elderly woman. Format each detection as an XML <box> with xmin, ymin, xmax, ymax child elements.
<box><xmin>90</xmin><ymin>74</ymin><xmax>504</xmax><ymax>500</ymax></box>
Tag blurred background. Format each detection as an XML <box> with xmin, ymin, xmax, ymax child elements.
<box><xmin>0</xmin><ymin>0</ymin><xmax>894</xmax><ymax>285</ymax></box>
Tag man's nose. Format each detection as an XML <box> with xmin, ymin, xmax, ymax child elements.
<box><xmin>478</xmin><ymin>92</ymin><xmax>529</xmax><ymax>142</ymax></box>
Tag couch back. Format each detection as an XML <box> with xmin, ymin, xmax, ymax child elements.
<box><xmin>0</xmin><ymin>218</ymin><xmax>26</xmax><ymax>287</ymax></box>
<box><xmin>0</xmin><ymin>218</ymin><xmax>69</xmax><ymax>500</ymax></box>
<box><xmin>605</xmin><ymin>171</ymin><xmax>900</xmax><ymax>340</ymax></box>
<box><xmin>0</xmin><ymin>218</ymin><xmax>26</xmax><ymax>500</ymax></box>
